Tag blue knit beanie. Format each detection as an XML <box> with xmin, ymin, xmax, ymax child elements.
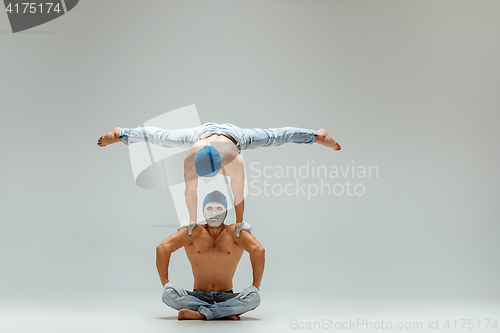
<box><xmin>203</xmin><ymin>190</ymin><xmax>227</xmax><ymax>210</ymax></box>
<box><xmin>194</xmin><ymin>146</ymin><xmax>222</xmax><ymax>178</ymax></box>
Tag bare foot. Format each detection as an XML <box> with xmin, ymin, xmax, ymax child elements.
<box><xmin>177</xmin><ymin>308</ymin><xmax>206</xmax><ymax>320</ymax></box>
<box><xmin>222</xmin><ymin>315</ymin><xmax>240</xmax><ymax>321</ymax></box>
<box><xmin>97</xmin><ymin>127</ymin><xmax>122</xmax><ymax>147</ymax></box>
<box><xmin>316</xmin><ymin>129</ymin><xmax>341</xmax><ymax>150</ymax></box>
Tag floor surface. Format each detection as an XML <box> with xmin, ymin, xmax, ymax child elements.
<box><xmin>1</xmin><ymin>296</ymin><xmax>499</xmax><ymax>332</ymax></box>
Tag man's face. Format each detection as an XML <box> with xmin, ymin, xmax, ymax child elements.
<box><xmin>203</xmin><ymin>202</ymin><xmax>227</xmax><ymax>227</ymax></box>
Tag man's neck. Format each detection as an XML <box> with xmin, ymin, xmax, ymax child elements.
<box><xmin>206</xmin><ymin>223</ymin><xmax>226</xmax><ymax>239</ymax></box>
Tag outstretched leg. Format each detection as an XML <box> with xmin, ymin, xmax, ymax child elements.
<box><xmin>238</xmin><ymin>126</ymin><xmax>340</xmax><ymax>151</ymax></box>
<box><xmin>97</xmin><ymin>126</ymin><xmax>202</xmax><ymax>149</ymax></box>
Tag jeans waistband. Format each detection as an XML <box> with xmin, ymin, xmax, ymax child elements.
<box><xmin>199</xmin><ymin>124</ymin><xmax>239</xmax><ymax>148</ymax></box>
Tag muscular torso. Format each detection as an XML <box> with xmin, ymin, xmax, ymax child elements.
<box><xmin>184</xmin><ymin>224</ymin><xmax>244</xmax><ymax>291</ymax></box>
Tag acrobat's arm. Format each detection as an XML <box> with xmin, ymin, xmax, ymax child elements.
<box><xmin>184</xmin><ymin>155</ymin><xmax>198</xmax><ymax>223</ymax></box>
<box><xmin>228</xmin><ymin>158</ymin><xmax>245</xmax><ymax>223</ymax></box>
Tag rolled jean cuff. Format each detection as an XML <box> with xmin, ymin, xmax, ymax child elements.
<box><xmin>198</xmin><ymin>305</ymin><xmax>214</xmax><ymax>320</ymax></box>
<box><xmin>119</xmin><ymin>128</ymin><xmax>131</xmax><ymax>145</ymax></box>
<box><xmin>310</xmin><ymin>131</ymin><xmax>318</xmax><ymax>144</ymax></box>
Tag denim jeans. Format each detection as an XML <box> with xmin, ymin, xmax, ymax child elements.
<box><xmin>162</xmin><ymin>288</ymin><xmax>260</xmax><ymax>320</ymax></box>
<box><xmin>119</xmin><ymin>123</ymin><xmax>317</xmax><ymax>153</ymax></box>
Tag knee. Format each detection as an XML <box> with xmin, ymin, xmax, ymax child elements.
<box><xmin>243</xmin><ymin>292</ymin><xmax>261</xmax><ymax>310</ymax></box>
<box><xmin>162</xmin><ymin>289</ymin><xmax>181</xmax><ymax>310</ymax></box>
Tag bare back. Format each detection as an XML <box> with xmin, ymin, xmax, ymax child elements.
<box><xmin>184</xmin><ymin>224</ymin><xmax>243</xmax><ymax>291</ymax></box>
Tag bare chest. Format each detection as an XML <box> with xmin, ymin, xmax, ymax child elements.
<box><xmin>186</xmin><ymin>231</ymin><xmax>242</xmax><ymax>258</ymax></box>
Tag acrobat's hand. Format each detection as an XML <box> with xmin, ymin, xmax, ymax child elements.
<box><xmin>177</xmin><ymin>220</ymin><xmax>197</xmax><ymax>235</ymax></box>
<box><xmin>236</xmin><ymin>285</ymin><xmax>259</xmax><ymax>299</ymax></box>
<box><xmin>163</xmin><ymin>281</ymin><xmax>188</xmax><ymax>296</ymax></box>
<box><xmin>235</xmin><ymin>221</ymin><xmax>252</xmax><ymax>237</ymax></box>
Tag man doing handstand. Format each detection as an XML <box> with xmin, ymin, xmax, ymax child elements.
<box><xmin>98</xmin><ymin>122</ymin><xmax>341</xmax><ymax>234</ymax></box>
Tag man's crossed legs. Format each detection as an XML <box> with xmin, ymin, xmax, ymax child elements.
<box><xmin>162</xmin><ymin>288</ymin><xmax>260</xmax><ymax>320</ymax></box>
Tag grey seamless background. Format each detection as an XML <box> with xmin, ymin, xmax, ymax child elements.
<box><xmin>1</xmin><ymin>0</ymin><xmax>499</xmax><ymax>303</ymax></box>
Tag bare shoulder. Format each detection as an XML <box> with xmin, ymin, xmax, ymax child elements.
<box><xmin>190</xmin><ymin>223</ymin><xmax>204</xmax><ymax>238</ymax></box>
<box><xmin>176</xmin><ymin>223</ymin><xmax>204</xmax><ymax>241</ymax></box>
<box><xmin>226</xmin><ymin>223</ymin><xmax>237</xmax><ymax>233</ymax></box>
<box><xmin>225</xmin><ymin>224</ymin><xmax>238</xmax><ymax>240</ymax></box>
<box><xmin>183</xmin><ymin>153</ymin><xmax>198</xmax><ymax>182</ymax></box>
<box><xmin>184</xmin><ymin>150</ymin><xmax>196</xmax><ymax>166</ymax></box>
<box><xmin>225</xmin><ymin>155</ymin><xmax>244</xmax><ymax>177</ymax></box>
<box><xmin>224</xmin><ymin>224</ymin><xmax>263</xmax><ymax>253</ymax></box>
<box><xmin>191</xmin><ymin>140</ymin><xmax>207</xmax><ymax>149</ymax></box>
<box><xmin>158</xmin><ymin>223</ymin><xmax>205</xmax><ymax>251</ymax></box>
<box><xmin>225</xmin><ymin>223</ymin><xmax>253</xmax><ymax>241</ymax></box>
<box><xmin>222</xmin><ymin>150</ymin><xmax>241</xmax><ymax>167</ymax></box>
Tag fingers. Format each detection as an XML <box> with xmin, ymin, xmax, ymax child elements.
<box><xmin>236</xmin><ymin>292</ymin><xmax>248</xmax><ymax>299</ymax></box>
<box><xmin>165</xmin><ymin>282</ymin><xmax>188</xmax><ymax>296</ymax></box>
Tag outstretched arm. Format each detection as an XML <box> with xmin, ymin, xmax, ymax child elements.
<box><xmin>156</xmin><ymin>226</ymin><xmax>201</xmax><ymax>286</ymax></box>
<box><xmin>233</xmin><ymin>229</ymin><xmax>265</xmax><ymax>289</ymax></box>
<box><xmin>228</xmin><ymin>157</ymin><xmax>245</xmax><ymax>223</ymax></box>
<box><xmin>184</xmin><ymin>155</ymin><xmax>198</xmax><ymax>222</ymax></box>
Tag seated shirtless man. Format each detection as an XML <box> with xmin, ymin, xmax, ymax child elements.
<box><xmin>156</xmin><ymin>190</ymin><xmax>265</xmax><ymax>320</ymax></box>
<box><xmin>98</xmin><ymin>122</ymin><xmax>341</xmax><ymax>233</ymax></box>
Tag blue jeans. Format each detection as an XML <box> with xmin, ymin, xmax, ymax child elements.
<box><xmin>162</xmin><ymin>288</ymin><xmax>260</xmax><ymax>320</ymax></box>
<box><xmin>119</xmin><ymin>123</ymin><xmax>317</xmax><ymax>153</ymax></box>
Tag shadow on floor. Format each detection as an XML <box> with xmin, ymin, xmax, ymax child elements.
<box><xmin>155</xmin><ymin>316</ymin><xmax>260</xmax><ymax>321</ymax></box>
